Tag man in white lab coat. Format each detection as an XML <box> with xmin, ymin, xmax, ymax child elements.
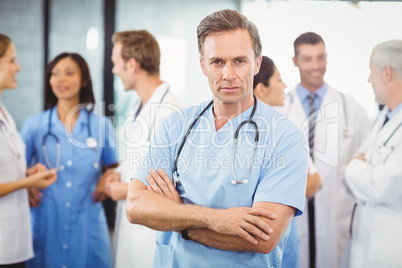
<box><xmin>345</xmin><ymin>39</ymin><xmax>402</xmax><ymax>268</ymax></box>
<box><xmin>276</xmin><ymin>32</ymin><xmax>370</xmax><ymax>268</ymax></box>
<box><xmin>105</xmin><ymin>30</ymin><xmax>183</xmax><ymax>268</ymax></box>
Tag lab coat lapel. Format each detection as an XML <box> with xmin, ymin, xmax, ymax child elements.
<box><xmin>313</xmin><ymin>87</ymin><xmax>341</xmax><ymax>167</ymax></box>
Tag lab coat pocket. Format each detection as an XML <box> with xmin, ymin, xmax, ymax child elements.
<box><xmin>369</xmin><ymin>208</ymin><xmax>402</xmax><ymax>266</ymax></box>
<box><xmin>154</xmin><ymin>241</ymin><xmax>173</xmax><ymax>268</ymax></box>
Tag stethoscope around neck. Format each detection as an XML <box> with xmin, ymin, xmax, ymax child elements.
<box><xmin>377</xmin><ymin>120</ymin><xmax>402</xmax><ymax>154</ymax></box>
<box><xmin>42</xmin><ymin>106</ymin><xmax>97</xmax><ymax>170</ymax></box>
<box><xmin>172</xmin><ymin>95</ymin><xmax>259</xmax><ymax>187</ymax></box>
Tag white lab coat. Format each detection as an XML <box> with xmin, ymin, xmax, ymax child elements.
<box><xmin>112</xmin><ymin>83</ymin><xmax>184</xmax><ymax>268</ymax></box>
<box><xmin>0</xmin><ymin>103</ymin><xmax>33</xmax><ymax>264</ymax></box>
<box><xmin>345</xmin><ymin>107</ymin><xmax>402</xmax><ymax>268</ymax></box>
<box><xmin>276</xmin><ymin>86</ymin><xmax>370</xmax><ymax>268</ymax></box>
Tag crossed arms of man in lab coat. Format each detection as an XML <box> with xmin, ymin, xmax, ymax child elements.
<box><xmin>126</xmin><ymin>168</ymin><xmax>296</xmax><ymax>254</ymax></box>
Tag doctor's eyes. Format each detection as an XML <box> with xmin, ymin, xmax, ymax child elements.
<box><xmin>51</xmin><ymin>70</ymin><xmax>77</xmax><ymax>77</ymax></box>
<box><xmin>210</xmin><ymin>59</ymin><xmax>246</xmax><ymax>66</ymax></box>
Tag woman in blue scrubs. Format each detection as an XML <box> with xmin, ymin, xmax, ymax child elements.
<box><xmin>20</xmin><ymin>53</ymin><xmax>118</xmax><ymax>268</ymax></box>
<box><xmin>253</xmin><ymin>56</ymin><xmax>322</xmax><ymax>268</ymax></box>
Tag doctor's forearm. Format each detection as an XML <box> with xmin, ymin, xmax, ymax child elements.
<box><xmin>126</xmin><ymin>180</ymin><xmax>212</xmax><ymax>231</ymax></box>
<box><xmin>187</xmin><ymin>228</ymin><xmax>275</xmax><ymax>254</ymax></box>
<box><xmin>0</xmin><ymin>180</ymin><xmax>26</xmax><ymax>198</ymax></box>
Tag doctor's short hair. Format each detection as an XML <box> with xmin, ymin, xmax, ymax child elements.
<box><xmin>372</xmin><ymin>39</ymin><xmax>402</xmax><ymax>80</ymax></box>
<box><xmin>293</xmin><ymin>32</ymin><xmax>325</xmax><ymax>57</ymax></box>
<box><xmin>0</xmin><ymin>33</ymin><xmax>12</xmax><ymax>58</ymax></box>
<box><xmin>253</xmin><ymin>56</ymin><xmax>276</xmax><ymax>89</ymax></box>
<box><xmin>44</xmin><ymin>53</ymin><xmax>95</xmax><ymax>110</ymax></box>
<box><xmin>112</xmin><ymin>30</ymin><xmax>160</xmax><ymax>75</ymax></box>
<box><xmin>197</xmin><ymin>9</ymin><xmax>262</xmax><ymax>59</ymax></box>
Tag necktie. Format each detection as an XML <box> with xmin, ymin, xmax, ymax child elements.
<box><xmin>307</xmin><ymin>93</ymin><xmax>316</xmax><ymax>268</ymax></box>
<box><xmin>308</xmin><ymin>94</ymin><xmax>316</xmax><ymax>160</ymax></box>
<box><xmin>382</xmin><ymin>115</ymin><xmax>389</xmax><ymax>127</ymax></box>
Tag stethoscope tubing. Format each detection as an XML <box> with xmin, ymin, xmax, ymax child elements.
<box><xmin>42</xmin><ymin>107</ymin><xmax>94</xmax><ymax>170</ymax></box>
<box><xmin>173</xmin><ymin>95</ymin><xmax>259</xmax><ymax>185</ymax></box>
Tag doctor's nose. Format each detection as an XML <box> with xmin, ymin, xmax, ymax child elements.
<box><xmin>222</xmin><ymin>63</ymin><xmax>236</xmax><ymax>81</ymax></box>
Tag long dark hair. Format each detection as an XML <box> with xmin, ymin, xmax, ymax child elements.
<box><xmin>44</xmin><ymin>53</ymin><xmax>95</xmax><ymax>110</ymax></box>
<box><xmin>253</xmin><ymin>56</ymin><xmax>275</xmax><ymax>89</ymax></box>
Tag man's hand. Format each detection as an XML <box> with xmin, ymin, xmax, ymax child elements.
<box><xmin>207</xmin><ymin>206</ymin><xmax>276</xmax><ymax>245</ymax></box>
<box><xmin>93</xmin><ymin>168</ymin><xmax>115</xmax><ymax>202</ymax></box>
<box><xmin>146</xmin><ymin>169</ymin><xmax>182</xmax><ymax>204</ymax></box>
<box><xmin>28</xmin><ymin>188</ymin><xmax>43</xmax><ymax>207</ymax></box>
<box><xmin>349</xmin><ymin>154</ymin><xmax>366</xmax><ymax>164</ymax></box>
<box><xmin>306</xmin><ymin>172</ymin><xmax>322</xmax><ymax>198</ymax></box>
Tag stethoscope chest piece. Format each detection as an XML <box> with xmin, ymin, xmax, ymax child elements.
<box><xmin>86</xmin><ymin>137</ymin><xmax>98</xmax><ymax>148</ymax></box>
<box><xmin>231</xmin><ymin>179</ymin><xmax>249</xmax><ymax>185</ymax></box>
<box><xmin>344</xmin><ymin>128</ymin><xmax>352</xmax><ymax>138</ymax></box>
<box><xmin>378</xmin><ymin>145</ymin><xmax>386</xmax><ymax>154</ymax></box>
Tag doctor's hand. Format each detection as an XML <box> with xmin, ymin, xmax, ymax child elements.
<box><xmin>26</xmin><ymin>163</ymin><xmax>47</xmax><ymax>176</ymax></box>
<box><xmin>105</xmin><ymin>180</ymin><xmax>128</xmax><ymax>201</ymax></box>
<box><xmin>28</xmin><ymin>188</ymin><xmax>42</xmax><ymax>207</ymax></box>
<box><xmin>25</xmin><ymin>169</ymin><xmax>57</xmax><ymax>189</ymax></box>
<box><xmin>207</xmin><ymin>206</ymin><xmax>277</xmax><ymax>245</ymax></box>
<box><xmin>93</xmin><ymin>168</ymin><xmax>116</xmax><ymax>202</ymax></box>
<box><xmin>349</xmin><ymin>154</ymin><xmax>366</xmax><ymax>164</ymax></box>
<box><xmin>306</xmin><ymin>172</ymin><xmax>322</xmax><ymax>198</ymax></box>
<box><xmin>146</xmin><ymin>168</ymin><xmax>183</xmax><ymax>204</ymax></box>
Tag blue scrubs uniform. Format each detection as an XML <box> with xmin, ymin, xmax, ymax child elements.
<box><xmin>282</xmin><ymin>219</ymin><xmax>300</xmax><ymax>268</ymax></box>
<box><xmin>134</xmin><ymin>99</ymin><xmax>308</xmax><ymax>268</ymax></box>
<box><xmin>20</xmin><ymin>107</ymin><xmax>117</xmax><ymax>268</ymax></box>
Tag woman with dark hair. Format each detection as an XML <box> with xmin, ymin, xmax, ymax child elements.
<box><xmin>20</xmin><ymin>53</ymin><xmax>118</xmax><ymax>268</ymax></box>
<box><xmin>253</xmin><ymin>56</ymin><xmax>286</xmax><ymax>106</ymax></box>
<box><xmin>253</xmin><ymin>56</ymin><xmax>322</xmax><ymax>268</ymax></box>
<box><xmin>0</xmin><ymin>33</ymin><xmax>57</xmax><ymax>268</ymax></box>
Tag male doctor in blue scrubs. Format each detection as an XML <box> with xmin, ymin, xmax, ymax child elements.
<box><xmin>126</xmin><ymin>9</ymin><xmax>308</xmax><ymax>268</ymax></box>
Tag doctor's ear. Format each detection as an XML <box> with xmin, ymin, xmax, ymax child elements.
<box><xmin>126</xmin><ymin>57</ymin><xmax>139</xmax><ymax>73</ymax></box>
<box><xmin>382</xmin><ymin>65</ymin><xmax>394</xmax><ymax>83</ymax></box>
<box><xmin>200</xmin><ymin>56</ymin><xmax>207</xmax><ymax>76</ymax></box>
<box><xmin>292</xmin><ymin>56</ymin><xmax>298</xmax><ymax>67</ymax></box>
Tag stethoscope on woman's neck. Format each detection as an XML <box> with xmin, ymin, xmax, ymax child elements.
<box><xmin>42</xmin><ymin>105</ymin><xmax>97</xmax><ymax>170</ymax></box>
<box><xmin>172</xmin><ymin>95</ymin><xmax>259</xmax><ymax>188</ymax></box>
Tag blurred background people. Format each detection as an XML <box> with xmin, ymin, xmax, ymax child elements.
<box><xmin>0</xmin><ymin>33</ymin><xmax>56</xmax><ymax>268</ymax></box>
<box><xmin>276</xmin><ymin>32</ymin><xmax>370</xmax><ymax>268</ymax></box>
<box><xmin>105</xmin><ymin>30</ymin><xmax>183</xmax><ymax>268</ymax></box>
<box><xmin>345</xmin><ymin>39</ymin><xmax>402</xmax><ymax>268</ymax></box>
<box><xmin>253</xmin><ymin>55</ymin><xmax>322</xmax><ymax>268</ymax></box>
<box><xmin>19</xmin><ymin>53</ymin><xmax>118</xmax><ymax>268</ymax></box>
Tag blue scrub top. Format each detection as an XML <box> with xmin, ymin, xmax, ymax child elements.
<box><xmin>134</xmin><ymin>99</ymin><xmax>308</xmax><ymax>268</ymax></box>
<box><xmin>20</xmin><ymin>106</ymin><xmax>118</xmax><ymax>268</ymax></box>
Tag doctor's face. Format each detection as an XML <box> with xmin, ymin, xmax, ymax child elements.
<box><xmin>200</xmin><ymin>29</ymin><xmax>261</xmax><ymax>107</ymax></box>
<box><xmin>49</xmin><ymin>57</ymin><xmax>82</xmax><ymax>103</ymax></box>
<box><xmin>0</xmin><ymin>44</ymin><xmax>21</xmax><ymax>91</ymax></box>
<box><xmin>111</xmin><ymin>42</ymin><xmax>134</xmax><ymax>91</ymax></box>
<box><xmin>293</xmin><ymin>42</ymin><xmax>327</xmax><ymax>91</ymax></box>
<box><xmin>368</xmin><ymin>54</ymin><xmax>386</xmax><ymax>105</ymax></box>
